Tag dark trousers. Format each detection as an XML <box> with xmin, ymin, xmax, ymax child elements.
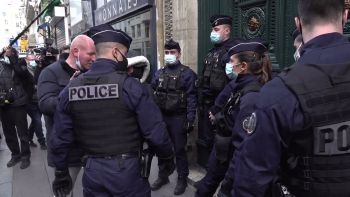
<box><xmin>1</xmin><ymin>105</ymin><xmax>30</xmax><ymax>158</ymax></box>
<box><xmin>26</xmin><ymin>102</ymin><xmax>45</xmax><ymax>144</ymax></box>
<box><xmin>195</xmin><ymin>146</ymin><xmax>230</xmax><ymax>196</ymax></box>
<box><xmin>160</xmin><ymin>114</ymin><xmax>189</xmax><ymax>178</ymax></box>
<box><xmin>82</xmin><ymin>157</ymin><xmax>150</xmax><ymax>197</ymax></box>
<box><xmin>198</xmin><ymin>103</ymin><xmax>215</xmax><ymax>148</ymax></box>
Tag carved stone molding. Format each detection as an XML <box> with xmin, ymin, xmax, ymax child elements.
<box><xmin>164</xmin><ymin>0</ymin><xmax>173</xmax><ymax>39</ymax></box>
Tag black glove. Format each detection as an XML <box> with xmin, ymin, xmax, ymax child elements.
<box><xmin>183</xmin><ymin>120</ymin><xmax>194</xmax><ymax>133</ymax></box>
<box><xmin>52</xmin><ymin>169</ymin><xmax>72</xmax><ymax>197</ymax></box>
<box><xmin>158</xmin><ymin>156</ymin><xmax>175</xmax><ymax>177</ymax></box>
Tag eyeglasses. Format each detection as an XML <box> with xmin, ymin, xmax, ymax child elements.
<box><xmin>164</xmin><ymin>50</ymin><xmax>178</xmax><ymax>55</ymax></box>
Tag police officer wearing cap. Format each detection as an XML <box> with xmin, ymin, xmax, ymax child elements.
<box><xmin>51</xmin><ymin>24</ymin><xmax>175</xmax><ymax>197</ymax></box>
<box><xmin>231</xmin><ymin>0</ymin><xmax>350</xmax><ymax>196</ymax></box>
<box><xmin>196</xmin><ymin>39</ymin><xmax>272</xmax><ymax>197</ymax></box>
<box><xmin>151</xmin><ymin>39</ymin><xmax>197</xmax><ymax>195</ymax></box>
<box><xmin>198</xmin><ymin>14</ymin><xmax>239</xmax><ymax>156</ymax></box>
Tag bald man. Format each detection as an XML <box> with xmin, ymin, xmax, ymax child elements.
<box><xmin>37</xmin><ymin>35</ymin><xmax>96</xmax><ymax>197</ymax></box>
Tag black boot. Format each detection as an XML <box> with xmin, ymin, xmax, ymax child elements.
<box><xmin>174</xmin><ymin>177</ymin><xmax>187</xmax><ymax>195</ymax></box>
<box><xmin>20</xmin><ymin>157</ymin><xmax>30</xmax><ymax>169</ymax></box>
<box><xmin>40</xmin><ymin>142</ymin><xmax>47</xmax><ymax>150</ymax></box>
<box><xmin>7</xmin><ymin>156</ymin><xmax>21</xmax><ymax>167</ymax></box>
<box><xmin>150</xmin><ymin>177</ymin><xmax>169</xmax><ymax>191</ymax></box>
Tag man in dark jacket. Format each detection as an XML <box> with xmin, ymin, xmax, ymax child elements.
<box><xmin>0</xmin><ymin>47</ymin><xmax>31</xmax><ymax>169</ymax></box>
<box><xmin>37</xmin><ymin>35</ymin><xmax>96</xmax><ymax>196</ymax></box>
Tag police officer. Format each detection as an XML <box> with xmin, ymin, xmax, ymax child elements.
<box><xmin>231</xmin><ymin>0</ymin><xmax>350</xmax><ymax>196</ymax></box>
<box><xmin>198</xmin><ymin>15</ymin><xmax>238</xmax><ymax>155</ymax></box>
<box><xmin>51</xmin><ymin>24</ymin><xmax>175</xmax><ymax>197</ymax></box>
<box><xmin>151</xmin><ymin>39</ymin><xmax>197</xmax><ymax>195</ymax></box>
<box><xmin>196</xmin><ymin>39</ymin><xmax>272</xmax><ymax>197</ymax></box>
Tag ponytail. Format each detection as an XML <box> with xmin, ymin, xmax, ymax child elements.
<box><xmin>236</xmin><ymin>51</ymin><xmax>272</xmax><ymax>85</ymax></box>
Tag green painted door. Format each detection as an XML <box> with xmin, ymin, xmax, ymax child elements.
<box><xmin>198</xmin><ymin>0</ymin><xmax>298</xmax><ymax>72</ymax></box>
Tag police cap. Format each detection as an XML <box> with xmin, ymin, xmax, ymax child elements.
<box><xmin>87</xmin><ymin>24</ymin><xmax>132</xmax><ymax>50</ymax></box>
<box><xmin>210</xmin><ymin>15</ymin><xmax>232</xmax><ymax>27</ymax></box>
<box><xmin>164</xmin><ymin>39</ymin><xmax>181</xmax><ymax>53</ymax></box>
<box><xmin>223</xmin><ymin>38</ymin><xmax>268</xmax><ymax>63</ymax></box>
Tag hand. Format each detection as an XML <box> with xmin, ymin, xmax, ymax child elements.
<box><xmin>209</xmin><ymin>111</ymin><xmax>216</xmax><ymax>125</ymax></box>
<box><xmin>52</xmin><ymin>169</ymin><xmax>72</xmax><ymax>197</ymax></box>
<box><xmin>183</xmin><ymin>120</ymin><xmax>194</xmax><ymax>133</ymax></box>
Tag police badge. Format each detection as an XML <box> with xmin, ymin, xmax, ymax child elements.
<box><xmin>242</xmin><ymin>112</ymin><xmax>257</xmax><ymax>135</ymax></box>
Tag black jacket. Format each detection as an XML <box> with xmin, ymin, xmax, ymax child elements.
<box><xmin>37</xmin><ymin>59</ymin><xmax>83</xmax><ymax>167</ymax></box>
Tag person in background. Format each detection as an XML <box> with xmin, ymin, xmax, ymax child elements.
<box><xmin>58</xmin><ymin>45</ymin><xmax>70</xmax><ymax>61</ymax></box>
<box><xmin>25</xmin><ymin>53</ymin><xmax>46</xmax><ymax>150</ymax></box>
<box><xmin>0</xmin><ymin>47</ymin><xmax>31</xmax><ymax>169</ymax></box>
<box><xmin>151</xmin><ymin>39</ymin><xmax>197</xmax><ymax>195</ymax></box>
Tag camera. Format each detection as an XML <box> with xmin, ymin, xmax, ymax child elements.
<box><xmin>33</xmin><ymin>38</ymin><xmax>59</xmax><ymax>68</ymax></box>
<box><xmin>0</xmin><ymin>88</ymin><xmax>15</xmax><ymax>105</ymax></box>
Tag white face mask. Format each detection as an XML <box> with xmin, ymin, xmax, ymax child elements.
<box><xmin>75</xmin><ymin>50</ymin><xmax>83</xmax><ymax>71</ymax></box>
<box><xmin>164</xmin><ymin>54</ymin><xmax>177</xmax><ymax>65</ymax></box>
<box><xmin>3</xmin><ymin>56</ymin><xmax>10</xmax><ymax>65</ymax></box>
<box><xmin>293</xmin><ymin>43</ymin><xmax>302</xmax><ymax>61</ymax></box>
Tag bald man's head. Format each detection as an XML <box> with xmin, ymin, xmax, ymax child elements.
<box><xmin>67</xmin><ymin>35</ymin><xmax>96</xmax><ymax>71</ymax></box>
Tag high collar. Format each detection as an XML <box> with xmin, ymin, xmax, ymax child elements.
<box><xmin>300</xmin><ymin>32</ymin><xmax>345</xmax><ymax>56</ymax></box>
<box><xmin>234</xmin><ymin>73</ymin><xmax>259</xmax><ymax>89</ymax></box>
<box><xmin>165</xmin><ymin>61</ymin><xmax>182</xmax><ymax>70</ymax></box>
<box><xmin>214</xmin><ymin>38</ymin><xmax>231</xmax><ymax>48</ymax></box>
<box><xmin>87</xmin><ymin>58</ymin><xmax>127</xmax><ymax>74</ymax></box>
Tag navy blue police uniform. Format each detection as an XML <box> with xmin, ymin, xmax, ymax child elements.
<box><xmin>198</xmin><ymin>15</ymin><xmax>236</xmax><ymax>151</ymax></box>
<box><xmin>196</xmin><ymin>40</ymin><xmax>268</xmax><ymax>197</ymax></box>
<box><xmin>151</xmin><ymin>39</ymin><xmax>197</xmax><ymax>194</ymax></box>
<box><xmin>231</xmin><ymin>33</ymin><xmax>350</xmax><ymax>197</ymax></box>
<box><xmin>51</xmin><ymin>24</ymin><xmax>174</xmax><ymax>197</ymax></box>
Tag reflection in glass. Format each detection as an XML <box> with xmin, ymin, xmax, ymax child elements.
<box><xmin>112</xmin><ymin>11</ymin><xmax>152</xmax><ymax>63</ymax></box>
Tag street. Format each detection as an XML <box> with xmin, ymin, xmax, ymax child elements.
<box><xmin>0</xmin><ymin>130</ymin><xmax>197</xmax><ymax>197</ymax></box>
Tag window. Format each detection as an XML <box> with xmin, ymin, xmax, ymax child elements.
<box><xmin>111</xmin><ymin>11</ymin><xmax>152</xmax><ymax>65</ymax></box>
<box><xmin>137</xmin><ymin>24</ymin><xmax>141</xmax><ymax>37</ymax></box>
<box><xmin>131</xmin><ymin>26</ymin><xmax>135</xmax><ymax>38</ymax></box>
<box><xmin>145</xmin><ymin>22</ymin><xmax>150</xmax><ymax>38</ymax></box>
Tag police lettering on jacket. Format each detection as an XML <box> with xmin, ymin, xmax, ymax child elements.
<box><xmin>69</xmin><ymin>84</ymin><xmax>119</xmax><ymax>101</ymax></box>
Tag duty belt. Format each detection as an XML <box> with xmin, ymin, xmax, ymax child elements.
<box><xmin>87</xmin><ymin>152</ymin><xmax>139</xmax><ymax>160</ymax></box>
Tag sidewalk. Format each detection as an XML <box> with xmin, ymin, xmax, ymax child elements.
<box><xmin>0</xmin><ymin>133</ymin><xmax>199</xmax><ymax>197</ymax></box>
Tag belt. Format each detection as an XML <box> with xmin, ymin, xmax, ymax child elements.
<box><xmin>88</xmin><ymin>152</ymin><xmax>139</xmax><ymax>160</ymax></box>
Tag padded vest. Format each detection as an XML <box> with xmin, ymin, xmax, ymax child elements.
<box><xmin>280</xmin><ymin>62</ymin><xmax>350</xmax><ymax>197</ymax></box>
<box><xmin>154</xmin><ymin>65</ymin><xmax>187</xmax><ymax>113</ymax></box>
<box><xmin>69</xmin><ymin>71</ymin><xmax>141</xmax><ymax>156</ymax></box>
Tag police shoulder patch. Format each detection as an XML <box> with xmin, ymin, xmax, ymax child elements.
<box><xmin>242</xmin><ymin>112</ymin><xmax>257</xmax><ymax>135</ymax></box>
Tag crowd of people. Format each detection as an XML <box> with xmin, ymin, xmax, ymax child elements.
<box><xmin>0</xmin><ymin>0</ymin><xmax>349</xmax><ymax>196</ymax></box>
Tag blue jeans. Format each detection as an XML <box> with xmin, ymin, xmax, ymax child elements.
<box><xmin>26</xmin><ymin>102</ymin><xmax>45</xmax><ymax>145</ymax></box>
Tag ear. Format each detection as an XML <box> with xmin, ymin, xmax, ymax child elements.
<box><xmin>294</xmin><ymin>17</ymin><xmax>301</xmax><ymax>32</ymax></box>
<box><xmin>177</xmin><ymin>52</ymin><xmax>181</xmax><ymax>59</ymax></box>
<box><xmin>342</xmin><ymin>9</ymin><xmax>349</xmax><ymax>27</ymax></box>
<box><xmin>241</xmin><ymin>61</ymin><xmax>248</xmax><ymax>71</ymax></box>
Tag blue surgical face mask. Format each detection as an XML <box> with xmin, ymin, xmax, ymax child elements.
<box><xmin>29</xmin><ymin>60</ymin><xmax>37</xmax><ymax>68</ymax></box>
<box><xmin>164</xmin><ymin>54</ymin><xmax>177</xmax><ymax>65</ymax></box>
<box><xmin>210</xmin><ymin>31</ymin><xmax>222</xmax><ymax>44</ymax></box>
<box><xmin>225</xmin><ymin>63</ymin><xmax>237</xmax><ymax>80</ymax></box>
